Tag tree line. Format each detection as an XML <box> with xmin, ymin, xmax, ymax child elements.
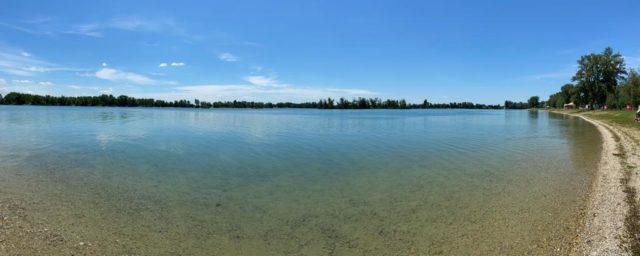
<box><xmin>318</xmin><ymin>98</ymin><xmax>501</xmax><ymax>109</ymax></box>
<box><xmin>545</xmin><ymin>47</ymin><xmax>640</xmax><ymax>109</ymax></box>
<box><xmin>0</xmin><ymin>92</ymin><xmax>502</xmax><ymax>109</ymax></box>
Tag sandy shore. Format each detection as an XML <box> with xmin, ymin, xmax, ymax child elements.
<box><xmin>552</xmin><ymin>111</ymin><xmax>640</xmax><ymax>255</ymax></box>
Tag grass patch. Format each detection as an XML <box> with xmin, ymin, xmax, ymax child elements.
<box><xmin>546</xmin><ymin>109</ymin><xmax>638</xmax><ymax>128</ymax></box>
<box><xmin>582</xmin><ymin>111</ymin><xmax>639</xmax><ymax>129</ymax></box>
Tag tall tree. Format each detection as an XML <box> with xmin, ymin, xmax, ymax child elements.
<box><xmin>618</xmin><ymin>69</ymin><xmax>640</xmax><ymax>107</ymax></box>
<box><xmin>527</xmin><ymin>96</ymin><xmax>540</xmax><ymax>108</ymax></box>
<box><xmin>559</xmin><ymin>83</ymin><xmax>574</xmax><ymax>104</ymax></box>
<box><xmin>422</xmin><ymin>99</ymin><xmax>429</xmax><ymax>109</ymax></box>
<box><xmin>572</xmin><ymin>47</ymin><xmax>627</xmax><ymax>106</ymax></box>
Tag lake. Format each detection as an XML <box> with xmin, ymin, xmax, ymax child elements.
<box><xmin>0</xmin><ymin>106</ymin><xmax>601</xmax><ymax>255</ymax></box>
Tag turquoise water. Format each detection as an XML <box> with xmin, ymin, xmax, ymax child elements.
<box><xmin>0</xmin><ymin>106</ymin><xmax>601</xmax><ymax>255</ymax></box>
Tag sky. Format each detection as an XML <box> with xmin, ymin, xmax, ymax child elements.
<box><xmin>0</xmin><ymin>0</ymin><xmax>639</xmax><ymax>104</ymax></box>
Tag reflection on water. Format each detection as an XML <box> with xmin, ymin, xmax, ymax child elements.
<box><xmin>0</xmin><ymin>106</ymin><xmax>601</xmax><ymax>255</ymax></box>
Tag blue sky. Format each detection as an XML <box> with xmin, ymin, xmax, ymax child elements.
<box><xmin>0</xmin><ymin>0</ymin><xmax>639</xmax><ymax>104</ymax></box>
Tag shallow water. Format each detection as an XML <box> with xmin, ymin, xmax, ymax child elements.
<box><xmin>0</xmin><ymin>106</ymin><xmax>601</xmax><ymax>255</ymax></box>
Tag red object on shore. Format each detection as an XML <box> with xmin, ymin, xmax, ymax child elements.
<box><xmin>627</xmin><ymin>104</ymin><xmax>633</xmax><ymax>110</ymax></box>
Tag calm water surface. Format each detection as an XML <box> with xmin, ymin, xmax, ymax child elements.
<box><xmin>0</xmin><ymin>106</ymin><xmax>601</xmax><ymax>255</ymax></box>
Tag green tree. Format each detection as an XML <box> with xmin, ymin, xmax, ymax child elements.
<box><xmin>559</xmin><ymin>84</ymin><xmax>574</xmax><ymax>104</ymax></box>
<box><xmin>399</xmin><ymin>99</ymin><xmax>407</xmax><ymax>109</ymax></box>
<box><xmin>572</xmin><ymin>47</ymin><xmax>627</xmax><ymax>107</ymax></box>
<box><xmin>617</xmin><ymin>69</ymin><xmax>640</xmax><ymax>107</ymax></box>
<box><xmin>326</xmin><ymin>97</ymin><xmax>335</xmax><ymax>109</ymax></box>
<box><xmin>527</xmin><ymin>96</ymin><xmax>540</xmax><ymax>108</ymax></box>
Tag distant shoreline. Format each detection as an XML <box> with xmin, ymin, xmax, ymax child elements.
<box><xmin>549</xmin><ymin>109</ymin><xmax>640</xmax><ymax>255</ymax></box>
<box><xmin>0</xmin><ymin>92</ymin><xmax>512</xmax><ymax>110</ymax></box>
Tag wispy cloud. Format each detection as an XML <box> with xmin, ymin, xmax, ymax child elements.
<box><xmin>0</xmin><ymin>47</ymin><xmax>77</xmax><ymax>76</ymax></box>
<box><xmin>325</xmin><ymin>88</ymin><xmax>378</xmax><ymax>95</ymax></box>
<box><xmin>22</xmin><ymin>16</ymin><xmax>55</xmax><ymax>24</ymax></box>
<box><xmin>159</xmin><ymin>62</ymin><xmax>185</xmax><ymax>68</ymax></box>
<box><xmin>244</xmin><ymin>75</ymin><xmax>287</xmax><ymax>87</ymax></box>
<box><xmin>134</xmin><ymin>71</ymin><xmax>376</xmax><ymax>101</ymax></box>
<box><xmin>12</xmin><ymin>79</ymin><xmax>33</xmax><ymax>84</ymax></box>
<box><xmin>70</xmin><ymin>16</ymin><xmax>193</xmax><ymax>39</ymax></box>
<box><xmin>108</xmin><ymin>16</ymin><xmax>179</xmax><ymax>33</ymax></box>
<box><xmin>68</xmin><ymin>85</ymin><xmax>87</xmax><ymax>89</ymax></box>
<box><xmin>218</xmin><ymin>52</ymin><xmax>239</xmax><ymax>62</ymax></box>
<box><xmin>0</xmin><ymin>22</ymin><xmax>54</xmax><ymax>36</ymax></box>
<box><xmin>3</xmin><ymin>15</ymin><xmax>192</xmax><ymax>39</ymax></box>
<box><xmin>95</xmin><ymin>68</ymin><xmax>162</xmax><ymax>85</ymax></box>
<box><xmin>67</xmin><ymin>85</ymin><xmax>106</xmax><ymax>91</ymax></box>
<box><xmin>167</xmin><ymin>84</ymin><xmax>376</xmax><ymax>102</ymax></box>
<box><xmin>131</xmin><ymin>74</ymin><xmax>376</xmax><ymax>102</ymax></box>
<box><xmin>99</xmin><ymin>87</ymin><xmax>113</xmax><ymax>94</ymax></box>
<box><xmin>64</xmin><ymin>23</ymin><xmax>103</xmax><ymax>37</ymax></box>
<box><xmin>11</xmin><ymin>79</ymin><xmax>54</xmax><ymax>86</ymax></box>
<box><xmin>0</xmin><ymin>78</ymin><xmax>6</xmax><ymax>85</ymax></box>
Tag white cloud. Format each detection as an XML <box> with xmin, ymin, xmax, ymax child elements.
<box><xmin>65</xmin><ymin>23</ymin><xmax>103</xmax><ymax>37</ymax></box>
<box><xmin>159</xmin><ymin>62</ymin><xmax>184</xmax><ymax>68</ymax></box>
<box><xmin>65</xmin><ymin>16</ymin><xmax>189</xmax><ymax>39</ymax></box>
<box><xmin>129</xmin><ymin>77</ymin><xmax>376</xmax><ymax>102</ymax></box>
<box><xmin>108</xmin><ymin>16</ymin><xmax>169</xmax><ymax>32</ymax></box>
<box><xmin>95</xmin><ymin>68</ymin><xmax>159</xmax><ymax>85</ymax></box>
<box><xmin>133</xmin><ymin>74</ymin><xmax>376</xmax><ymax>102</ymax></box>
<box><xmin>102</xmin><ymin>62</ymin><xmax>108</xmax><ymax>67</ymax></box>
<box><xmin>0</xmin><ymin>78</ymin><xmax>6</xmax><ymax>85</ymax></box>
<box><xmin>21</xmin><ymin>52</ymin><xmax>31</xmax><ymax>57</ymax></box>
<box><xmin>10</xmin><ymin>80</ymin><xmax>54</xmax><ymax>86</ymax></box>
<box><xmin>166</xmin><ymin>84</ymin><xmax>376</xmax><ymax>102</ymax></box>
<box><xmin>99</xmin><ymin>87</ymin><xmax>113</xmax><ymax>94</ymax></box>
<box><xmin>13</xmin><ymin>79</ymin><xmax>33</xmax><ymax>84</ymax></box>
<box><xmin>251</xmin><ymin>65</ymin><xmax>263</xmax><ymax>72</ymax></box>
<box><xmin>0</xmin><ymin>22</ymin><xmax>54</xmax><ymax>36</ymax></box>
<box><xmin>218</xmin><ymin>52</ymin><xmax>239</xmax><ymax>62</ymax></box>
<box><xmin>244</xmin><ymin>75</ymin><xmax>287</xmax><ymax>87</ymax></box>
<box><xmin>325</xmin><ymin>88</ymin><xmax>378</xmax><ymax>95</ymax></box>
<box><xmin>67</xmin><ymin>85</ymin><xmax>100</xmax><ymax>90</ymax></box>
<box><xmin>4</xmin><ymin>16</ymin><xmax>197</xmax><ymax>42</ymax></box>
